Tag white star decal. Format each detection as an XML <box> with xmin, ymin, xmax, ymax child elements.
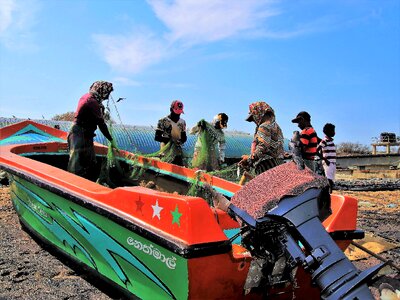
<box><xmin>151</xmin><ymin>200</ymin><xmax>163</xmax><ymax>220</ymax></box>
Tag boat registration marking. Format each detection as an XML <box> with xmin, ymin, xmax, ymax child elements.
<box><xmin>127</xmin><ymin>237</ymin><xmax>177</xmax><ymax>270</ymax></box>
<box><xmin>24</xmin><ymin>196</ymin><xmax>50</xmax><ymax>219</ymax></box>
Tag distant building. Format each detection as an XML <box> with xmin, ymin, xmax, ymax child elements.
<box><xmin>371</xmin><ymin>132</ymin><xmax>400</xmax><ymax>155</ymax></box>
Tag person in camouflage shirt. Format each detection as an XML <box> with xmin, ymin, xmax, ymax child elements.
<box><xmin>239</xmin><ymin>101</ymin><xmax>284</xmax><ymax>175</ymax></box>
<box><xmin>154</xmin><ymin>100</ymin><xmax>187</xmax><ymax>166</ymax></box>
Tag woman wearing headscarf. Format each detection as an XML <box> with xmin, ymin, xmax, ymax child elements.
<box><xmin>239</xmin><ymin>101</ymin><xmax>284</xmax><ymax>175</ymax></box>
<box><xmin>67</xmin><ymin>80</ymin><xmax>115</xmax><ymax>180</ymax></box>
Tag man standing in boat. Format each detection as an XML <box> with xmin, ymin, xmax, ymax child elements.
<box><xmin>154</xmin><ymin>100</ymin><xmax>187</xmax><ymax>166</ymax></box>
<box><xmin>67</xmin><ymin>80</ymin><xmax>116</xmax><ymax>180</ymax></box>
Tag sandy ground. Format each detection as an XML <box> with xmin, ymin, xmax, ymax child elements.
<box><xmin>0</xmin><ymin>186</ymin><xmax>399</xmax><ymax>300</ymax></box>
<box><xmin>334</xmin><ymin>190</ymin><xmax>400</xmax><ymax>299</ymax></box>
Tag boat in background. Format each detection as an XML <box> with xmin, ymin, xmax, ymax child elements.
<box><xmin>0</xmin><ymin>121</ymin><xmax>379</xmax><ymax>299</ymax></box>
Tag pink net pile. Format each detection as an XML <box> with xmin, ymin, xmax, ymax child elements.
<box><xmin>231</xmin><ymin>162</ymin><xmax>329</xmax><ymax>219</ymax></box>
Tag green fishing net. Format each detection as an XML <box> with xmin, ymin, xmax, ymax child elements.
<box><xmin>186</xmin><ymin>170</ymin><xmax>216</xmax><ymax>206</ymax></box>
<box><xmin>209</xmin><ymin>164</ymin><xmax>241</xmax><ymax>182</ymax></box>
<box><xmin>189</xmin><ymin>119</ymin><xmax>242</xmax><ymax>182</ymax></box>
<box><xmin>128</xmin><ymin>142</ymin><xmax>181</xmax><ymax>180</ymax></box>
<box><xmin>96</xmin><ymin>122</ymin><xmax>124</xmax><ymax>188</ymax></box>
<box><xmin>97</xmin><ymin>115</ymin><xmax>185</xmax><ymax>187</ymax></box>
<box><xmin>97</xmin><ymin>113</ymin><xmax>241</xmax><ymax>203</ymax></box>
<box><xmin>191</xmin><ymin>120</ymin><xmax>217</xmax><ymax>171</ymax></box>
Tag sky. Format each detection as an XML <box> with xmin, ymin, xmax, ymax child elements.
<box><xmin>0</xmin><ymin>0</ymin><xmax>399</xmax><ymax>147</ymax></box>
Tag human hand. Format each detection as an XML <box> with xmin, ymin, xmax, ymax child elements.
<box><xmin>109</xmin><ymin>139</ymin><xmax>119</xmax><ymax>151</ymax></box>
<box><xmin>217</xmin><ymin>158</ymin><xmax>226</xmax><ymax>168</ymax></box>
<box><xmin>203</xmin><ymin>183</ymin><xmax>230</xmax><ymax>210</ymax></box>
<box><xmin>239</xmin><ymin>154</ymin><xmax>249</xmax><ymax>164</ymax></box>
<box><xmin>284</xmin><ymin>152</ymin><xmax>292</xmax><ymax>159</ymax></box>
<box><xmin>238</xmin><ymin>155</ymin><xmax>252</xmax><ymax>170</ymax></box>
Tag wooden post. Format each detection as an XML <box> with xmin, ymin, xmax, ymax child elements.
<box><xmin>372</xmin><ymin>144</ymin><xmax>377</xmax><ymax>155</ymax></box>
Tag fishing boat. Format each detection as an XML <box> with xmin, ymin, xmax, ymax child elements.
<box><xmin>0</xmin><ymin>120</ymin><xmax>382</xmax><ymax>299</ymax></box>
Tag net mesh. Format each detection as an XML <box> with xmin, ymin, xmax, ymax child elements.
<box><xmin>191</xmin><ymin>120</ymin><xmax>218</xmax><ymax>171</ymax></box>
<box><xmin>96</xmin><ymin>108</ymin><xmax>243</xmax><ymax>200</ymax></box>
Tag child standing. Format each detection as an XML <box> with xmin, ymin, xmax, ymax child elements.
<box><xmin>317</xmin><ymin>123</ymin><xmax>336</xmax><ymax>193</ymax></box>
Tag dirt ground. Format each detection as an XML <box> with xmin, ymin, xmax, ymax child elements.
<box><xmin>0</xmin><ymin>186</ymin><xmax>399</xmax><ymax>300</ymax></box>
<box><xmin>334</xmin><ymin>190</ymin><xmax>400</xmax><ymax>299</ymax></box>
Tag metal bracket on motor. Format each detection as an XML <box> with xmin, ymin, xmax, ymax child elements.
<box><xmin>304</xmin><ymin>246</ymin><xmax>330</xmax><ymax>270</ymax></box>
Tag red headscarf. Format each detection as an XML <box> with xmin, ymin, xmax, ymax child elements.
<box><xmin>247</xmin><ymin>101</ymin><xmax>275</xmax><ymax>125</ymax></box>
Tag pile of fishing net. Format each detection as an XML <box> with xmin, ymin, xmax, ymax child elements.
<box><xmin>191</xmin><ymin>120</ymin><xmax>219</xmax><ymax>171</ymax></box>
<box><xmin>96</xmin><ymin>114</ymin><xmax>239</xmax><ymax>200</ymax></box>
<box><xmin>190</xmin><ymin>119</ymin><xmax>240</xmax><ymax>182</ymax></box>
<box><xmin>231</xmin><ymin>161</ymin><xmax>329</xmax><ymax>218</ymax></box>
<box><xmin>96</xmin><ymin>97</ymin><xmax>186</xmax><ymax>186</ymax></box>
<box><xmin>97</xmin><ymin>140</ymin><xmax>182</xmax><ymax>186</ymax></box>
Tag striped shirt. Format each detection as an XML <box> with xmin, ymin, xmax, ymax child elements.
<box><xmin>318</xmin><ymin>137</ymin><xmax>336</xmax><ymax>163</ymax></box>
<box><xmin>300</xmin><ymin>127</ymin><xmax>319</xmax><ymax>160</ymax></box>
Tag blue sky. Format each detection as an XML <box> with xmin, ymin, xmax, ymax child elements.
<box><xmin>0</xmin><ymin>0</ymin><xmax>399</xmax><ymax>146</ymax></box>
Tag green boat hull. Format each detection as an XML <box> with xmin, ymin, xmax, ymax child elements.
<box><xmin>10</xmin><ymin>175</ymin><xmax>189</xmax><ymax>300</ymax></box>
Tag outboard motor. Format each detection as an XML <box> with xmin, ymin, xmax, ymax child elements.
<box><xmin>230</xmin><ymin>188</ymin><xmax>384</xmax><ymax>299</ymax></box>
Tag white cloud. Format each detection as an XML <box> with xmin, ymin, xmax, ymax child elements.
<box><xmin>0</xmin><ymin>0</ymin><xmax>15</xmax><ymax>34</ymax></box>
<box><xmin>93</xmin><ymin>30</ymin><xmax>168</xmax><ymax>74</ymax></box>
<box><xmin>113</xmin><ymin>77</ymin><xmax>143</xmax><ymax>87</ymax></box>
<box><xmin>0</xmin><ymin>0</ymin><xmax>40</xmax><ymax>49</ymax></box>
<box><xmin>94</xmin><ymin>0</ymin><xmax>280</xmax><ymax>74</ymax></box>
<box><xmin>148</xmin><ymin>0</ymin><xmax>280</xmax><ymax>45</ymax></box>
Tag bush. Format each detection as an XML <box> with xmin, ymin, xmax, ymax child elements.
<box><xmin>337</xmin><ymin>142</ymin><xmax>370</xmax><ymax>155</ymax></box>
<box><xmin>52</xmin><ymin>112</ymin><xmax>75</xmax><ymax>121</ymax></box>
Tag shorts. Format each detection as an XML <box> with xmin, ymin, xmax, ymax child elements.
<box><xmin>322</xmin><ymin>161</ymin><xmax>336</xmax><ymax>181</ymax></box>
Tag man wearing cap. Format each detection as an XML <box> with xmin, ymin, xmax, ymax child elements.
<box><xmin>291</xmin><ymin>111</ymin><xmax>323</xmax><ymax>175</ymax></box>
<box><xmin>239</xmin><ymin>101</ymin><xmax>284</xmax><ymax>175</ymax></box>
<box><xmin>68</xmin><ymin>80</ymin><xmax>116</xmax><ymax>180</ymax></box>
<box><xmin>155</xmin><ymin>100</ymin><xmax>187</xmax><ymax>166</ymax></box>
<box><xmin>190</xmin><ymin>113</ymin><xmax>229</xmax><ymax>171</ymax></box>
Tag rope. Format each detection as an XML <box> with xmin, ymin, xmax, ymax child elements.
<box><xmin>351</xmin><ymin>241</ymin><xmax>400</xmax><ymax>272</ymax></box>
<box><xmin>108</xmin><ymin>96</ymin><xmax>140</xmax><ymax>153</ymax></box>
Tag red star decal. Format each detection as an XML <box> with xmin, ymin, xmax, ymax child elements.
<box><xmin>135</xmin><ymin>198</ymin><xmax>144</xmax><ymax>214</ymax></box>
